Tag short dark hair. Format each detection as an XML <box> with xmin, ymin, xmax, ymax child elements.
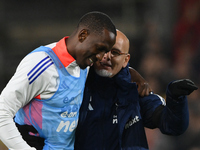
<box><xmin>78</xmin><ymin>11</ymin><xmax>116</xmax><ymax>36</ymax></box>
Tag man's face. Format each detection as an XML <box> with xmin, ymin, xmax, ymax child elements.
<box><xmin>94</xmin><ymin>31</ymin><xmax>130</xmax><ymax>77</ymax></box>
<box><xmin>75</xmin><ymin>29</ymin><xmax>116</xmax><ymax>69</ymax></box>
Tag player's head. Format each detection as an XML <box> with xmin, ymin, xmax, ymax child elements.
<box><xmin>67</xmin><ymin>11</ymin><xmax>116</xmax><ymax>69</ymax></box>
<box><xmin>77</xmin><ymin>11</ymin><xmax>116</xmax><ymax>36</ymax></box>
<box><xmin>94</xmin><ymin>29</ymin><xmax>130</xmax><ymax>77</ymax></box>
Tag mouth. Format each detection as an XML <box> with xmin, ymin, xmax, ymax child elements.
<box><xmin>99</xmin><ymin>61</ymin><xmax>112</xmax><ymax>68</ymax></box>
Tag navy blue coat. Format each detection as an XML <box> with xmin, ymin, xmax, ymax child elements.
<box><xmin>75</xmin><ymin>66</ymin><xmax>189</xmax><ymax>150</ymax></box>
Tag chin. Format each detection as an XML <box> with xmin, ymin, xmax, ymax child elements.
<box><xmin>95</xmin><ymin>69</ymin><xmax>113</xmax><ymax>77</ymax></box>
<box><xmin>79</xmin><ymin>64</ymin><xmax>87</xmax><ymax>69</ymax></box>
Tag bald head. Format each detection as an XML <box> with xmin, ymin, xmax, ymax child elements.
<box><xmin>114</xmin><ymin>30</ymin><xmax>130</xmax><ymax>54</ymax></box>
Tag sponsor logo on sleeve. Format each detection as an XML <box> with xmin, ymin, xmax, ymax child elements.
<box><xmin>125</xmin><ymin>116</ymin><xmax>140</xmax><ymax>129</ymax></box>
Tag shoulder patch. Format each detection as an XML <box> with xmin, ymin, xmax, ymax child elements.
<box><xmin>27</xmin><ymin>56</ymin><xmax>54</xmax><ymax>84</ymax></box>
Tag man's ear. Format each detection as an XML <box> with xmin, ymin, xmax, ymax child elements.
<box><xmin>78</xmin><ymin>29</ymin><xmax>89</xmax><ymax>42</ymax></box>
<box><xmin>122</xmin><ymin>54</ymin><xmax>130</xmax><ymax>68</ymax></box>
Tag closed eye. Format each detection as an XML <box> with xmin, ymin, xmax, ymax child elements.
<box><xmin>96</xmin><ymin>45</ymin><xmax>108</xmax><ymax>53</ymax></box>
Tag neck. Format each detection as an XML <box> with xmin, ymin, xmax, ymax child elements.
<box><xmin>65</xmin><ymin>35</ymin><xmax>76</xmax><ymax>59</ymax></box>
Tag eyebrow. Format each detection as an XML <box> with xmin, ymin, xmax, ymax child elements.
<box><xmin>111</xmin><ymin>48</ymin><xmax>121</xmax><ymax>52</ymax></box>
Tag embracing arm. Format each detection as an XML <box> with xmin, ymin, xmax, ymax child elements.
<box><xmin>129</xmin><ymin>67</ymin><xmax>152</xmax><ymax>96</ymax></box>
<box><xmin>0</xmin><ymin>52</ymin><xmax>55</xmax><ymax>150</ymax></box>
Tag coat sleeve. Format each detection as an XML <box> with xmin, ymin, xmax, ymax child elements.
<box><xmin>140</xmin><ymin>87</ymin><xmax>189</xmax><ymax>136</ymax></box>
<box><xmin>158</xmin><ymin>87</ymin><xmax>189</xmax><ymax>135</ymax></box>
<box><xmin>139</xmin><ymin>93</ymin><xmax>165</xmax><ymax>129</ymax></box>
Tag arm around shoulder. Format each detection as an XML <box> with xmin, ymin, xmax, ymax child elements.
<box><xmin>129</xmin><ymin>67</ymin><xmax>152</xmax><ymax>96</ymax></box>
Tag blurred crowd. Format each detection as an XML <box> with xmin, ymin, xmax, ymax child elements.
<box><xmin>132</xmin><ymin>0</ymin><xmax>200</xmax><ymax>149</ymax></box>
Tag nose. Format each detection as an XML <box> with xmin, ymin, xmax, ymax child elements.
<box><xmin>96</xmin><ymin>51</ymin><xmax>111</xmax><ymax>61</ymax></box>
<box><xmin>96</xmin><ymin>51</ymin><xmax>106</xmax><ymax>61</ymax></box>
<box><xmin>103</xmin><ymin>51</ymin><xmax>111</xmax><ymax>60</ymax></box>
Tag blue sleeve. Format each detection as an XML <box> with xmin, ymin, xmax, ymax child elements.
<box><xmin>158</xmin><ymin>87</ymin><xmax>189</xmax><ymax>135</ymax></box>
<box><xmin>140</xmin><ymin>88</ymin><xmax>189</xmax><ymax>136</ymax></box>
<box><xmin>139</xmin><ymin>94</ymin><xmax>165</xmax><ymax>128</ymax></box>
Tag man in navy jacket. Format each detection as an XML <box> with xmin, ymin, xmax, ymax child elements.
<box><xmin>75</xmin><ymin>30</ymin><xmax>198</xmax><ymax>150</ymax></box>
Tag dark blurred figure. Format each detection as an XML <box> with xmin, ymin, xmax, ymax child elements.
<box><xmin>172</xmin><ymin>0</ymin><xmax>200</xmax><ymax>81</ymax></box>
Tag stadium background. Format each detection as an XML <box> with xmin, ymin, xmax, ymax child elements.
<box><xmin>0</xmin><ymin>0</ymin><xmax>200</xmax><ymax>149</ymax></box>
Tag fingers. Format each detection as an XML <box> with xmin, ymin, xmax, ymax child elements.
<box><xmin>169</xmin><ymin>79</ymin><xmax>198</xmax><ymax>97</ymax></box>
<box><xmin>178</xmin><ymin>79</ymin><xmax>198</xmax><ymax>91</ymax></box>
<box><xmin>185</xmin><ymin>79</ymin><xmax>198</xmax><ymax>90</ymax></box>
<box><xmin>137</xmin><ymin>82</ymin><xmax>153</xmax><ymax>97</ymax></box>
